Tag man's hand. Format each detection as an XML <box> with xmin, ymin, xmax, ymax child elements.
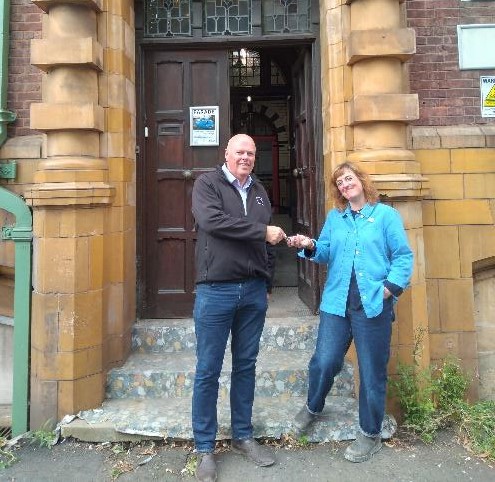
<box><xmin>266</xmin><ymin>226</ymin><xmax>286</xmax><ymax>245</ymax></box>
<box><xmin>383</xmin><ymin>287</ymin><xmax>392</xmax><ymax>299</ymax></box>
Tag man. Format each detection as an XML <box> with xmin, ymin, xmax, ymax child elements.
<box><xmin>191</xmin><ymin>134</ymin><xmax>286</xmax><ymax>481</ymax></box>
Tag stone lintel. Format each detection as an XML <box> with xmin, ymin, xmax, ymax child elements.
<box><xmin>30</xmin><ymin>103</ymin><xmax>104</xmax><ymax>131</ymax></box>
<box><xmin>347</xmin><ymin>28</ymin><xmax>415</xmax><ymax>65</ymax></box>
<box><xmin>31</xmin><ymin>38</ymin><xmax>103</xmax><ymax>72</ymax></box>
<box><xmin>32</xmin><ymin>0</ymin><xmax>102</xmax><ymax>13</ymax></box>
<box><xmin>25</xmin><ymin>182</ymin><xmax>114</xmax><ymax>207</ymax></box>
<box><xmin>350</xmin><ymin>94</ymin><xmax>419</xmax><ymax>124</ymax></box>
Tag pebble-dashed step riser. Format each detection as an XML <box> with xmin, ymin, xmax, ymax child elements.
<box><xmin>132</xmin><ymin>318</ymin><xmax>319</xmax><ymax>354</ymax></box>
<box><xmin>106</xmin><ymin>365</ymin><xmax>354</xmax><ymax>400</ymax></box>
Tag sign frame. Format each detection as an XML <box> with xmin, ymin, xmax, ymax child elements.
<box><xmin>480</xmin><ymin>76</ymin><xmax>495</xmax><ymax>118</ymax></box>
<box><xmin>189</xmin><ymin>106</ymin><xmax>220</xmax><ymax>147</ymax></box>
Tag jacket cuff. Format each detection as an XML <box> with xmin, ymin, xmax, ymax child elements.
<box><xmin>384</xmin><ymin>280</ymin><xmax>403</xmax><ymax>297</ymax></box>
<box><xmin>303</xmin><ymin>239</ymin><xmax>317</xmax><ymax>258</ymax></box>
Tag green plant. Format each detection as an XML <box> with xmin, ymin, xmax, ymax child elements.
<box><xmin>390</xmin><ymin>362</ymin><xmax>437</xmax><ymax>442</ymax></box>
<box><xmin>182</xmin><ymin>455</ymin><xmax>198</xmax><ymax>477</ymax></box>
<box><xmin>458</xmin><ymin>400</ymin><xmax>495</xmax><ymax>459</ymax></box>
<box><xmin>390</xmin><ymin>333</ymin><xmax>495</xmax><ymax>461</ymax></box>
<box><xmin>296</xmin><ymin>434</ymin><xmax>310</xmax><ymax>447</ymax></box>
<box><xmin>28</xmin><ymin>427</ymin><xmax>56</xmax><ymax>448</ymax></box>
<box><xmin>431</xmin><ymin>356</ymin><xmax>469</xmax><ymax>412</ymax></box>
<box><xmin>0</xmin><ymin>435</ymin><xmax>17</xmax><ymax>469</ymax></box>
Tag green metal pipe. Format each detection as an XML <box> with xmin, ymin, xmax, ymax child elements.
<box><xmin>0</xmin><ymin>0</ymin><xmax>31</xmax><ymax>436</ymax></box>
<box><xmin>0</xmin><ymin>188</ymin><xmax>32</xmax><ymax>437</ymax></box>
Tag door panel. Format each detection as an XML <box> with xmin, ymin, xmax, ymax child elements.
<box><xmin>292</xmin><ymin>48</ymin><xmax>320</xmax><ymax>313</ymax></box>
<box><xmin>143</xmin><ymin>49</ymin><xmax>229</xmax><ymax>318</ymax></box>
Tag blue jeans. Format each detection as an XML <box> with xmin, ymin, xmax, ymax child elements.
<box><xmin>192</xmin><ymin>279</ymin><xmax>268</xmax><ymax>453</ymax></box>
<box><xmin>306</xmin><ymin>299</ymin><xmax>393</xmax><ymax>436</ymax></box>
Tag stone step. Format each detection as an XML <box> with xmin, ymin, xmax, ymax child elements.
<box><xmin>68</xmin><ymin>395</ymin><xmax>397</xmax><ymax>443</ymax></box>
<box><xmin>106</xmin><ymin>351</ymin><xmax>354</xmax><ymax>400</ymax></box>
<box><xmin>132</xmin><ymin>316</ymin><xmax>319</xmax><ymax>354</ymax></box>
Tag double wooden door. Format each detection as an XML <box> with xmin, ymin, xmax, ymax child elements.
<box><xmin>140</xmin><ymin>47</ymin><xmax>320</xmax><ymax>318</ymax></box>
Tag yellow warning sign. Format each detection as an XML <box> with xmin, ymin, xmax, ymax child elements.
<box><xmin>484</xmin><ymin>84</ymin><xmax>495</xmax><ymax>108</ymax></box>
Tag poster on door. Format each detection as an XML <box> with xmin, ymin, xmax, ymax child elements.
<box><xmin>480</xmin><ymin>76</ymin><xmax>495</xmax><ymax>118</ymax></box>
<box><xmin>190</xmin><ymin>106</ymin><xmax>219</xmax><ymax>146</ymax></box>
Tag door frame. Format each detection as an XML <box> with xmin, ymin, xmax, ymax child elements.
<box><xmin>135</xmin><ymin>23</ymin><xmax>324</xmax><ymax>320</ymax></box>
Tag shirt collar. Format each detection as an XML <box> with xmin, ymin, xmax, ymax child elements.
<box><xmin>342</xmin><ymin>202</ymin><xmax>374</xmax><ymax>218</ymax></box>
<box><xmin>222</xmin><ymin>163</ymin><xmax>252</xmax><ymax>189</ymax></box>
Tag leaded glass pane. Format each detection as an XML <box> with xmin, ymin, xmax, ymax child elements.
<box><xmin>145</xmin><ymin>0</ymin><xmax>192</xmax><ymax>37</ymax></box>
<box><xmin>262</xmin><ymin>0</ymin><xmax>311</xmax><ymax>34</ymax></box>
<box><xmin>271</xmin><ymin>60</ymin><xmax>287</xmax><ymax>86</ymax></box>
<box><xmin>204</xmin><ymin>1</ymin><xmax>251</xmax><ymax>36</ymax></box>
<box><xmin>229</xmin><ymin>49</ymin><xmax>261</xmax><ymax>87</ymax></box>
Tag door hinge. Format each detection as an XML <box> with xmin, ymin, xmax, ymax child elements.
<box><xmin>135</xmin><ymin>145</ymin><xmax>140</xmax><ymax>155</ymax></box>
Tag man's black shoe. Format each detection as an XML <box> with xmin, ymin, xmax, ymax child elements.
<box><xmin>195</xmin><ymin>453</ymin><xmax>217</xmax><ymax>482</ymax></box>
<box><xmin>231</xmin><ymin>438</ymin><xmax>275</xmax><ymax>467</ymax></box>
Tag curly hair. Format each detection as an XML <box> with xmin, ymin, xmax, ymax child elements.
<box><xmin>330</xmin><ymin>161</ymin><xmax>379</xmax><ymax>211</ymax></box>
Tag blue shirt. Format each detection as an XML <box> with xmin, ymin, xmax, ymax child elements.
<box><xmin>222</xmin><ymin>163</ymin><xmax>253</xmax><ymax>215</ymax></box>
<box><xmin>299</xmin><ymin>202</ymin><xmax>414</xmax><ymax>318</ymax></box>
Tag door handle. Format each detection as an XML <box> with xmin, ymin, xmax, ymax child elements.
<box><xmin>183</xmin><ymin>169</ymin><xmax>193</xmax><ymax>179</ymax></box>
<box><xmin>292</xmin><ymin>167</ymin><xmax>304</xmax><ymax>178</ymax></box>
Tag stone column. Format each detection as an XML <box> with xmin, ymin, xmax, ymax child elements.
<box><xmin>321</xmin><ymin>0</ymin><xmax>430</xmax><ymax>413</ymax></box>
<box><xmin>24</xmin><ymin>0</ymin><xmax>125</xmax><ymax>428</ymax></box>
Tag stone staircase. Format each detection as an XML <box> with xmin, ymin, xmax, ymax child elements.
<box><xmin>62</xmin><ymin>288</ymin><xmax>396</xmax><ymax>442</ymax></box>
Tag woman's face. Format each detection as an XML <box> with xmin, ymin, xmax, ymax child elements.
<box><xmin>336</xmin><ymin>168</ymin><xmax>365</xmax><ymax>206</ymax></box>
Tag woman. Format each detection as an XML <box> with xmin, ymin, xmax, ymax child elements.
<box><xmin>287</xmin><ymin>161</ymin><xmax>413</xmax><ymax>463</ymax></box>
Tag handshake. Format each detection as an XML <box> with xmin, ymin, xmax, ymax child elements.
<box><xmin>265</xmin><ymin>226</ymin><xmax>314</xmax><ymax>250</ymax></box>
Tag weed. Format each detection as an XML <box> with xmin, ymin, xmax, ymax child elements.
<box><xmin>110</xmin><ymin>459</ymin><xmax>133</xmax><ymax>479</ymax></box>
<box><xmin>390</xmin><ymin>332</ymin><xmax>495</xmax><ymax>461</ymax></box>
<box><xmin>0</xmin><ymin>435</ymin><xmax>17</xmax><ymax>469</ymax></box>
<box><xmin>182</xmin><ymin>454</ymin><xmax>197</xmax><ymax>477</ymax></box>
<box><xmin>296</xmin><ymin>435</ymin><xmax>310</xmax><ymax>447</ymax></box>
<box><xmin>28</xmin><ymin>427</ymin><xmax>56</xmax><ymax>449</ymax></box>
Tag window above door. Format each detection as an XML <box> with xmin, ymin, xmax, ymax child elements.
<box><xmin>144</xmin><ymin>0</ymin><xmax>314</xmax><ymax>38</ymax></box>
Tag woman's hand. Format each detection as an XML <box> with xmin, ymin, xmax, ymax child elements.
<box><xmin>286</xmin><ymin>234</ymin><xmax>314</xmax><ymax>250</ymax></box>
<box><xmin>383</xmin><ymin>286</ymin><xmax>392</xmax><ymax>299</ymax></box>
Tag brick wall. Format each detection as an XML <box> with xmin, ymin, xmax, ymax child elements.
<box><xmin>7</xmin><ymin>0</ymin><xmax>42</xmax><ymax>138</ymax></box>
<box><xmin>407</xmin><ymin>0</ymin><xmax>495</xmax><ymax>126</ymax></box>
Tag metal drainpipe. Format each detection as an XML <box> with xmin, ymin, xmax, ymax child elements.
<box><xmin>0</xmin><ymin>0</ymin><xmax>32</xmax><ymax>436</ymax></box>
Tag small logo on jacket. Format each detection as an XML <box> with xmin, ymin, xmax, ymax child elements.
<box><xmin>256</xmin><ymin>196</ymin><xmax>264</xmax><ymax>205</ymax></box>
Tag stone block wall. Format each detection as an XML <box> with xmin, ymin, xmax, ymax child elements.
<box><xmin>15</xmin><ymin>0</ymin><xmax>137</xmax><ymax>428</ymax></box>
<box><xmin>407</xmin><ymin>0</ymin><xmax>495</xmax><ymax>126</ymax></box>
<box><xmin>412</xmin><ymin>125</ymin><xmax>495</xmax><ymax>399</ymax></box>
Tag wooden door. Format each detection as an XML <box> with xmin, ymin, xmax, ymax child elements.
<box><xmin>292</xmin><ymin>48</ymin><xmax>320</xmax><ymax>313</ymax></box>
<box><xmin>142</xmin><ymin>49</ymin><xmax>229</xmax><ymax>318</ymax></box>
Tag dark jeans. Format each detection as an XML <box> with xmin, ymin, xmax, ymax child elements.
<box><xmin>306</xmin><ymin>299</ymin><xmax>393</xmax><ymax>436</ymax></box>
<box><xmin>192</xmin><ymin>279</ymin><xmax>268</xmax><ymax>453</ymax></box>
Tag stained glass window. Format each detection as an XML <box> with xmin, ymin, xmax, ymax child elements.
<box><xmin>204</xmin><ymin>0</ymin><xmax>251</xmax><ymax>36</ymax></box>
<box><xmin>229</xmin><ymin>49</ymin><xmax>261</xmax><ymax>87</ymax></box>
<box><xmin>262</xmin><ymin>0</ymin><xmax>311</xmax><ymax>34</ymax></box>
<box><xmin>145</xmin><ymin>0</ymin><xmax>192</xmax><ymax>37</ymax></box>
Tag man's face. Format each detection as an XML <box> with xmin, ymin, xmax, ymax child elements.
<box><xmin>225</xmin><ymin>135</ymin><xmax>256</xmax><ymax>184</ymax></box>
